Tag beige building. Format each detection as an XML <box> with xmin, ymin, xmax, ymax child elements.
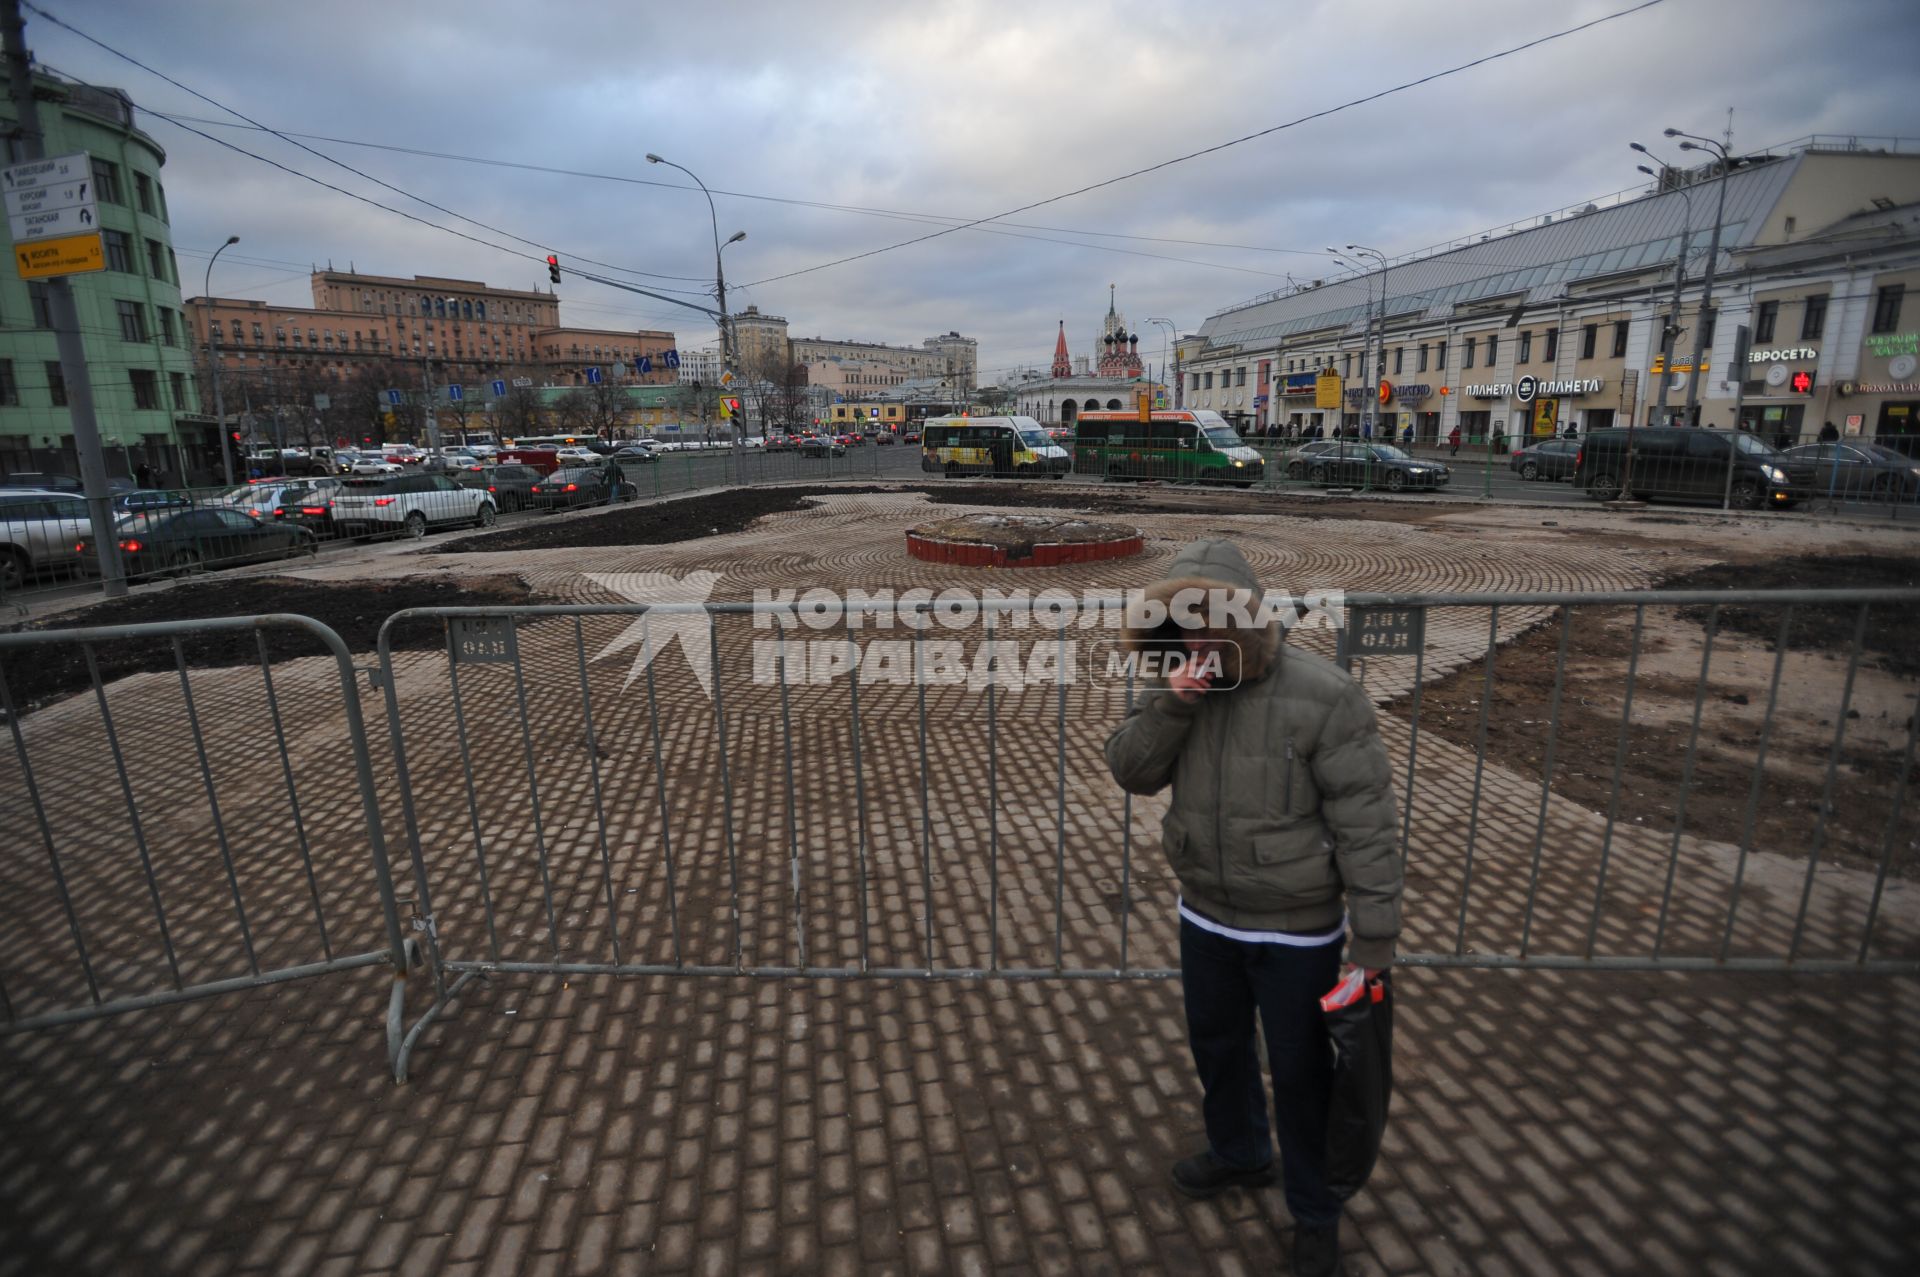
<box><xmin>191</xmin><ymin>269</ymin><xmax>678</xmax><ymax>395</ymax></box>
<box><xmin>1187</xmin><ymin>141</ymin><xmax>1920</xmax><ymax>449</ymax></box>
<box><xmin>726</xmin><ymin>304</ymin><xmax>978</xmax><ymax>397</ymax></box>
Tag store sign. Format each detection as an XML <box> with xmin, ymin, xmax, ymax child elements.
<box><xmin>1465</xmin><ymin>383</ymin><xmax>1507</xmax><ymax>399</ymax></box>
<box><xmin>1865</xmin><ymin>332</ymin><xmax>1918</xmax><ymax>358</ymax></box>
<box><xmin>1314</xmin><ymin>372</ymin><xmax>1344</xmax><ymax>410</ymax></box>
<box><xmin>1749</xmin><ymin>346</ymin><xmax>1817</xmax><ymax>363</ymax></box>
<box><xmin>1838</xmin><ymin>382</ymin><xmax>1917</xmax><ymax>395</ymax></box>
<box><xmin>1393</xmin><ymin>382</ymin><xmax>1432</xmax><ymax>402</ymax></box>
<box><xmin>1281</xmin><ymin>372</ymin><xmax>1318</xmax><ymax>396</ymax></box>
<box><xmin>1468</xmin><ymin>377</ymin><xmax>1604</xmax><ymax>401</ymax></box>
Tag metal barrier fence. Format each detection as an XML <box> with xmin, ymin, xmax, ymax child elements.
<box><xmin>373</xmin><ymin>589</ymin><xmax>1920</xmax><ymax>1081</ymax></box>
<box><xmin>0</xmin><ymin>447</ymin><xmax>894</xmax><ymax>602</ymax></box>
<box><xmin>0</xmin><ymin>614</ymin><xmax>415</xmax><ymax>1075</ymax></box>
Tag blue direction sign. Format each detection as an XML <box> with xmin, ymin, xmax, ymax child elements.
<box><xmin>636</xmin><ymin>355</ymin><xmax>652</xmax><ymax>375</ymax></box>
<box><xmin>385</xmin><ymin>389</ymin><xmax>403</xmax><ymax>405</ymax></box>
<box><xmin>586</xmin><ymin>366</ymin><xmax>602</xmax><ymax>384</ymax></box>
<box><xmin>663</xmin><ymin>349</ymin><xmax>680</xmax><ymax>370</ymax></box>
<box><xmin>491</xmin><ymin>379</ymin><xmax>506</xmax><ymax>397</ymax></box>
<box><xmin>448</xmin><ymin>383</ymin><xmax>464</xmax><ymax>401</ymax></box>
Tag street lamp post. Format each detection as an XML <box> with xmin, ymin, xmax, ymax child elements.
<box><xmin>1665</xmin><ymin>126</ymin><xmax>1733</xmax><ymax>428</ymax></box>
<box><xmin>1346</xmin><ymin>245</ymin><xmax>1390</xmax><ymax>445</ymax></box>
<box><xmin>1148</xmin><ymin>317</ymin><xmax>1178</xmax><ymax>410</ymax></box>
<box><xmin>202</xmin><ymin>235</ymin><xmax>240</xmax><ymax>485</ymax></box>
<box><xmin>645</xmin><ymin>153</ymin><xmax>746</xmax><ymax>435</ymax></box>
<box><xmin>1631</xmin><ymin>144</ymin><xmax>1695</xmax><ymax>431</ymax></box>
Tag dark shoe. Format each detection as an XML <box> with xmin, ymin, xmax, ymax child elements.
<box><xmin>1292</xmin><ymin>1220</ymin><xmax>1341</xmax><ymax>1277</ymax></box>
<box><xmin>1170</xmin><ymin>1150</ymin><xmax>1274</xmax><ymax>1200</ymax></box>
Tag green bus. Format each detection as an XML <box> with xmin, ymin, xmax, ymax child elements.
<box><xmin>1072</xmin><ymin>409</ymin><xmax>1265</xmax><ymax>486</ymax></box>
<box><xmin>920</xmin><ymin>416</ymin><xmax>1070</xmax><ymax>477</ymax></box>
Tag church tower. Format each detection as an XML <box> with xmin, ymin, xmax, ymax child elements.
<box><xmin>1051</xmin><ymin>320</ymin><xmax>1073</xmax><ymax>380</ymax></box>
<box><xmin>1096</xmin><ymin>284</ymin><xmax>1145</xmax><ymax>379</ymax></box>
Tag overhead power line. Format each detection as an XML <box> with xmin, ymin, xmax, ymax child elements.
<box><xmin>22</xmin><ymin>5</ymin><xmax>709</xmax><ymax>287</ymax></box>
<box><xmin>736</xmin><ymin>0</ymin><xmax>1667</xmax><ymax>288</ymax></box>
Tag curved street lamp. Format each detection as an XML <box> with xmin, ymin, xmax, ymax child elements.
<box><xmin>202</xmin><ymin>234</ymin><xmax>241</xmax><ymax>484</ymax></box>
<box><xmin>1147</xmin><ymin>317</ymin><xmax>1178</xmax><ymax>408</ymax></box>
<box><xmin>646</xmin><ymin>154</ymin><xmax>746</xmax><ymax>386</ymax></box>
<box><xmin>1663</xmin><ymin>127</ymin><xmax>1734</xmax><ymax>425</ymax></box>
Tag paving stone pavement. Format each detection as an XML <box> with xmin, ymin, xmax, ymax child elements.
<box><xmin>3</xmin><ymin>492</ymin><xmax>1917</xmax><ymax>1275</ymax></box>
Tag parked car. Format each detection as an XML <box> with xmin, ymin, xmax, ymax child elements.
<box><xmin>1573</xmin><ymin>427</ymin><xmax>1811</xmax><ymax>509</ymax></box>
<box><xmin>611</xmin><ymin>444</ymin><xmax>658</xmax><ymax>464</ymax></box>
<box><xmin>115</xmin><ymin>488</ymin><xmax>193</xmax><ymax>513</ymax></box>
<box><xmin>799</xmin><ymin>436</ymin><xmax>846</xmax><ymax>458</ymax></box>
<box><xmin>1280</xmin><ymin>439</ymin><xmax>1344</xmax><ymax>478</ymax></box>
<box><xmin>554</xmin><ymin>446</ymin><xmax>599</xmax><ymax>466</ymax></box>
<box><xmin>350</xmin><ymin>455</ymin><xmax>404</xmax><ymax>476</ymax></box>
<box><xmin>0</xmin><ymin>489</ymin><xmax>92</xmax><ymax>590</ymax></box>
<box><xmin>1779</xmin><ymin>441</ymin><xmax>1920</xmax><ymax>501</ymax></box>
<box><xmin>1509</xmin><ymin>438</ymin><xmax>1581</xmax><ymax>481</ymax></box>
<box><xmin>454</xmin><ymin>463</ymin><xmax>544</xmax><ymax>513</ymax></box>
<box><xmin>79</xmin><ymin>507</ymin><xmax>317</xmax><ymax>578</ymax></box>
<box><xmin>331</xmin><ymin>473</ymin><xmax>496</xmax><ymax>538</ymax></box>
<box><xmin>271</xmin><ymin>478</ymin><xmax>347</xmax><ymax>534</ymax></box>
<box><xmin>1303</xmin><ymin>442</ymin><xmax>1450</xmax><ymax>490</ymax></box>
<box><xmin>529</xmin><ymin>464</ymin><xmax>636</xmax><ymax>511</ymax></box>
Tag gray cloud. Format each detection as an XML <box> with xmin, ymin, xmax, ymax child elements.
<box><xmin>36</xmin><ymin>0</ymin><xmax>1920</xmax><ymax>383</ymax></box>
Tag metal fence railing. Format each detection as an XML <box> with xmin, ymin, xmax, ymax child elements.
<box><xmin>0</xmin><ymin>614</ymin><xmax>414</xmax><ymax>1075</ymax></box>
<box><xmin>369</xmin><ymin>590</ymin><xmax>1920</xmax><ymax>1081</ymax></box>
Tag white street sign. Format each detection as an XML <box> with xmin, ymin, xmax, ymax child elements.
<box><xmin>2</xmin><ymin>152</ymin><xmax>99</xmax><ymax>243</ymax></box>
<box><xmin>512</xmin><ymin>376</ymin><xmax>534</xmax><ymax>388</ymax></box>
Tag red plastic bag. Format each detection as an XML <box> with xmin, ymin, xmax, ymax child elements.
<box><xmin>1320</xmin><ymin>968</ymin><xmax>1393</xmax><ymax>1201</ymax></box>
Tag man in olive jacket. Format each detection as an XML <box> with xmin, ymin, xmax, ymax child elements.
<box><xmin>1104</xmin><ymin>538</ymin><xmax>1402</xmax><ymax>1276</ymax></box>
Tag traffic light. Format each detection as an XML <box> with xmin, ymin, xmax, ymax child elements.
<box><xmin>546</xmin><ymin>254</ymin><xmax>561</xmax><ymax>285</ymax></box>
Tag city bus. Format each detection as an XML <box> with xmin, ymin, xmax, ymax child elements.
<box><xmin>919</xmin><ymin>416</ymin><xmax>1070</xmax><ymax>478</ymax></box>
<box><xmin>1072</xmin><ymin>409</ymin><xmax>1264</xmax><ymax>485</ymax></box>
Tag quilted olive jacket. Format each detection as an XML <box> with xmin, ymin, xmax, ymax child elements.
<box><xmin>1103</xmin><ymin>538</ymin><xmax>1404</xmax><ymax>969</ymax></box>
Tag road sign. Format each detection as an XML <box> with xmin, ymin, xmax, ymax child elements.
<box><xmin>512</xmin><ymin>376</ymin><xmax>534</xmax><ymax>388</ymax></box>
<box><xmin>491</xmin><ymin>379</ymin><xmax>506</xmax><ymax>397</ymax></box>
<box><xmin>663</xmin><ymin>349</ymin><xmax>681</xmax><ymax>370</ymax></box>
<box><xmin>312</xmin><ymin>394</ymin><xmax>331</xmax><ymax>410</ymax></box>
<box><xmin>386</xmin><ymin>389</ymin><xmax>404</xmax><ymax>405</ymax></box>
<box><xmin>719</xmin><ymin>370</ymin><xmax>735</xmax><ymax>388</ymax></box>
<box><xmin>2</xmin><ymin>152</ymin><xmax>98</xmax><ymax>243</ymax></box>
<box><xmin>14</xmin><ymin>231</ymin><xmax>104</xmax><ymax>279</ymax></box>
<box><xmin>586</xmin><ymin>366</ymin><xmax>602</xmax><ymax>385</ymax></box>
<box><xmin>448</xmin><ymin>384</ymin><xmax>464</xmax><ymax>401</ymax></box>
<box><xmin>636</xmin><ymin>355</ymin><xmax>652</xmax><ymax>375</ymax></box>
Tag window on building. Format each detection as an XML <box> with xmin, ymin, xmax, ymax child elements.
<box><xmin>90</xmin><ymin>157</ymin><xmax>123</xmax><ymax>204</ymax></box>
<box><xmin>1343</xmin><ymin>354</ymin><xmax>1353</xmax><ymax>379</ymax></box>
<box><xmin>134</xmin><ymin>172</ymin><xmax>155</xmax><ymax>215</ymax></box>
<box><xmin>103</xmin><ymin>229</ymin><xmax>133</xmax><ymax>272</ymax></box>
<box><xmin>1801</xmin><ymin>295</ymin><xmax>1828</xmax><ymax>341</ymax></box>
<box><xmin>1486</xmin><ymin>334</ymin><xmax>1499</xmax><ymax>366</ymax></box>
<box><xmin>247</xmin><ymin>321</ymin><xmax>259</xmax><ymax>343</ymax></box>
<box><xmin>1700</xmin><ymin>307</ymin><xmax>1716</xmax><ymax>346</ymax></box>
<box><xmin>170</xmin><ymin>371</ymin><xmax>188</xmax><ymax>410</ymax></box>
<box><xmin>0</xmin><ymin>360</ymin><xmax>15</xmax><ymax>405</ymax></box>
<box><xmin>28</xmin><ymin>282</ymin><xmax>51</xmax><ymax>328</ymax></box>
<box><xmin>145</xmin><ymin>238</ymin><xmax>167</xmax><ymax>281</ymax></box>
<box><xmin>45</xmin><ymin>360</ymin><xmax>64</xmax><ymax>406</ymax></box>
<box><xmin>159</xmin><ymin>308</ymin><xmax>176</xmax><ymax>345</ymax></box>
<box><xmin>129</xmin><ymin>369</ymin><xmax>159</xmax><ymax>409</ymax></box>
<box><xmin>1581</xmin><ymin>324</ymin><xmax>1597</xmax><ymax>359</ymax></box>
<box><xmin>1392</xmin><ymin>347</ymin><xmax>1404</xmax><ymax>375</ymax></box>
<box><xmin>1462</xmin><ymin>336</ymin><xmax>1476</xmax><ymax>369</ymax></box>
<box><xmin>1612</xmin><ymin>320</ymin><xmax>1629</xmax><ymax>358</ymax></box>
<box><xmin>1754</xmin><ymin>300</ymin><xmax>1778</xmax><ymax>344</ymax></box>
<box><xmin>1872</xmin><ymin>284</ymin><xmax>1904</xmax><ymax>334</ymax></box>
<box><xmin>155</xmin><ymin>182</ymin><xmax>169</xmax><ymax>223</ymax></box>
<box><xmin>276</xmin><ymin>327</ymin><xmax>286</xmax><ymax>345</ymax></box>
<box><xmin>1517</xmin><ymin>331</ymin><xmax>1532</xmax><ymax>363</ymax></box>
<box><xmin>1435</xmin><ymin>341</ymin><xmax>1447</xmax><ymax>370</ymax></box>
<box><xmin>1203</xmin><ymin>371</ymin><xmax>1214</xmax><ymax>389</ymax></box>
<box><xmin>1190</xmin><ymin>373</ymin><xmax>1200</xmax><ymax>392</ymax></box>
<box><xmin>116</xmin><ymin>299</ymin><xmax>147</xmax><ymax>342</ymax></box>
<box><xmin>1544</xmin><ymin>328</ymin><xmax>1558</xmax><ymax>362</ymax></box>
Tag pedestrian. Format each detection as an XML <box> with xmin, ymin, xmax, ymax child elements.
<box><xmin>1447</xmin><ymin>425</ymin><xmax>1461</xmax><ymax>456</ymax></box>
<box><xmin>1105</xmin><ymin>538</ymin><xmax>1403</xmax><ymax>1277</ymax></box>
<box><xmin>1819</xmin><ymin>420</ymin><xmax>1840</xmax><ymax>442</ymax></box>
<box><xmin>1401</xmin><ymin>423</ymin><xmax>1414</xmax><ymax>446</ymax></box>
<box><xmin>1564</xmin><ymin>422</ymin><xmax>1579</xmax><ymax>440</ymax></box>
<box><xmin>134</xmin><ymin>462</ymin><xmax>155</xmax><ymax>489</ymax></box>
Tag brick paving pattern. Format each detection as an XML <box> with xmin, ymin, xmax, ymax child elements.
<box><xmin>3</xmin><ymin>491</ymin><xmax>1917</xmax><ymax>1274</ymax></box>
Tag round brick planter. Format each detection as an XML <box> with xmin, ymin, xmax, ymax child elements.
<box><xmin>905</xmin><ymin>514</ymin><xmax>1143</xmax><ymax>568</ymax></box>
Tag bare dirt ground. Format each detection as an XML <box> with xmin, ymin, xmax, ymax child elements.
<box><xmin>1395</xmin><ymin>554</ymin><xmax>1919</xmax><ymax>878</ymax></box>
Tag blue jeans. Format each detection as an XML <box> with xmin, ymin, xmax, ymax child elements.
<box><xmin>1180</xmin><ymin>914</ymin><xmax>1344</xmax><ymax>1226</ymax></box>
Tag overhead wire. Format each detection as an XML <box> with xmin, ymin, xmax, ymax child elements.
<box><xmin>735</xmin><ymin>0</ymin><xmax>1667</xmax><ymax>289</ymax></box>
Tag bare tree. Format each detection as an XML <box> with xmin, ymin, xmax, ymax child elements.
<box><xmin>583</xmin><ymin>379</ymin><xmax>629</xmax><ymax>440</ymax></box>
<box><xmin>553</xmin><ymin>389</ymin><xmax>592</xmax><ymax>437</ymax></box>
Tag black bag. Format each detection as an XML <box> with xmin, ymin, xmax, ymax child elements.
<box><xmin>1321</xmin><ymin>968</ymin><xmax>1394</xmax><ymax>1201</ymax></box>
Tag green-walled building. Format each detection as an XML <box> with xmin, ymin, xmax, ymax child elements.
<box><xmin>0</xmin><ymin>74</ymin><xmax>208</xmax><ymax>483</ymax></box>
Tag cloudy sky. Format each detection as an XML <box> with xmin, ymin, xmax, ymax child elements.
<box><xmin>27</xmin><ymin>0</ymin><xmax>1920</xmax><ymax>384</ymax></box>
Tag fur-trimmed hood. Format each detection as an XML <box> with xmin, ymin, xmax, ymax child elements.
<box><xmin>1120</xmin><ymin>538</ymin><xmax>1280</xmax><ymax>684</ymax></box>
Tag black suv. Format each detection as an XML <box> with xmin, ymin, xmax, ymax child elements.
<box><xmin>1573</xmin><ymin>428</ymin><xmax>1812</xmax><ymax>509</ymax></box>
<box><xmin>456</xmin><ymin>463</ymin><xmax>543</xmax><ymax>513</ymax></box>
